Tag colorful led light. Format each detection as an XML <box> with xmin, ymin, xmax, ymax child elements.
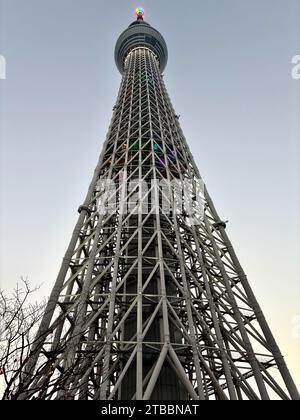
<box><xmin>135</xmin><ymin>7</ymin><xmax>145</xmax><ymax>18</ymax></box>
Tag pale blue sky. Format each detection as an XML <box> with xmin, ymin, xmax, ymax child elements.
<box><xmin>0</xmin><ymin>0</ymin><xmax>299</xmax><ymax>389</ymax></box>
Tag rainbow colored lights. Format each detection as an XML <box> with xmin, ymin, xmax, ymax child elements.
<box><xmin>135</xmin><ymin>7</ymin><xmax>145</xmax><ymax>19</ymax></box>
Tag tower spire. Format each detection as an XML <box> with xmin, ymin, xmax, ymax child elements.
<box><xmin>135</xmin><ymin>7</ymin><xmax>145</xmax><ymax>20</ymax></box>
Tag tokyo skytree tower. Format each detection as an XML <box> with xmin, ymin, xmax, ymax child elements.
<box><xmin>13</xmin><ymin>8</ymin><xmax>299</xmax><ymax>400</ymax></box>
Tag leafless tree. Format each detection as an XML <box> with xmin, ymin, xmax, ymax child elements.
<box><xmin>0</xmin><ymin>278</ymin><xmax>45</xmax><ymax>399</ymax></box>
<box><xmin>0</xmin><ymin>279</ymin><xmax>115</xmax><ymax>400</ymax></box>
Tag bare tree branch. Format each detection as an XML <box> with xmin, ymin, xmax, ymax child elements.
<box><xmin>0</xmin><ymin>279</ymin><xmax>45</xmax><ymax>399</ymax></box>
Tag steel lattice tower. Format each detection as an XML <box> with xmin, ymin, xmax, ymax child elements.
<box><xmin>15</xmin><ymin>9</ymin><xmax>299</xmax><ymax>400</ymax></box>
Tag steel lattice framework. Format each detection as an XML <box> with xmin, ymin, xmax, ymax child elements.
<box><xmin>14</xmin><ymin>12</ymin><xmax>299</xmax><ymax>401</ymax></box>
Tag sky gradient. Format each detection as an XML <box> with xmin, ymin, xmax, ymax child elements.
<box><xmin>0</xmin><ymin>0</ymin><xmax>299</xmax><ymax>390</ymax></box>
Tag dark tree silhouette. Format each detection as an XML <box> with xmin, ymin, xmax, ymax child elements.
<box><xmin>0</xmin><ymin>279</ymin><xmax>45</xmax><ymax>399</ymax></box>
